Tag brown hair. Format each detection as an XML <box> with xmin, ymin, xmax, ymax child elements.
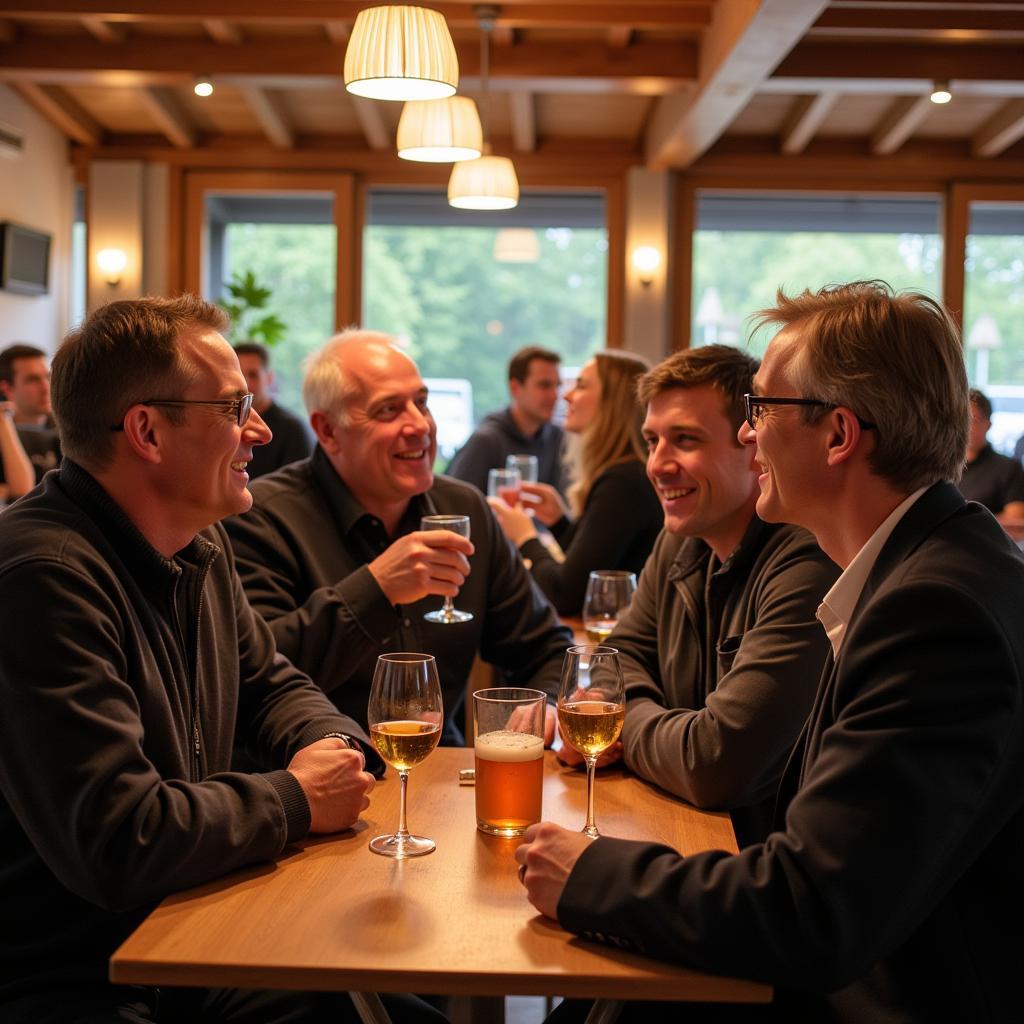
<box><xmin>751</xmin><ymin>280</ymin><xmax>969</xmax><ymax>490</ymax></box>
<box><xmin>508</xmin><ymin>345</ymin><xmax>560</xmax><ymax>384</ymax></box>
<box><xmin>52</xmin><ymin>295</ymin><xmax>227</xmax><ymax>470</ymax></box>
<box><xmin>637</xmin><ymin>344</ymin><xmax>759</xmax><ymax>439</ymax></box>
<box><xmin>233</xmin><ymin>341</ymin><xmax>270</xmax><ymax>367</ymax></box>
<box><xmin>0</xmin><ymin>343</ymin><xmax>47</xmax><ymax>386</ymax></box>
<box><xmin>570</xmin><ymin>350</ymin><xmax>650</xmax><ymax>515</ymax></box>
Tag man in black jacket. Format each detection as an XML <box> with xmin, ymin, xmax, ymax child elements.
<box><xmin>0</xmin><ymin>297</ymin><xmax>437</xmax><ymax>1024</ymax></box>
<box><xmin>517</xmin><ymin>282</ymin><xmax>1024</xmax><ymax>1022</ymax></box>
<box><xmin>225</xmin><ymin>330</ymin><xmax>572</xmax><ymax>744</ymax></box>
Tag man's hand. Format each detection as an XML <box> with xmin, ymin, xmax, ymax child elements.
<box><xmin>515</xmin><ymin>822</ymin><xmax>593</xmax><ymax>920</ymax></box>
<box><xmin>368</xmin><ymin>530</ymin><xmax>474</xmax><ymax>607</ymax></box>
<box><xmin>287</xmin><ymin>738</ymin><xmax>375</xmax><ymax>834</ymax></box>
<box><xmin>519</xmin><ymin>483</ymin><xmax>569</xmax><ymax>528</ymax></box>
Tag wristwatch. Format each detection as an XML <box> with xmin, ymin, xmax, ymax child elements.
<box><xmin>322</xmin><ymin>731</ymin><xmax>355</xmax><ymax>749</ymax></box>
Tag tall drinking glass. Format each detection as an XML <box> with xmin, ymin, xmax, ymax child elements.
<box><xmin>582</xmin><ymin>570</ymin><xmax>637</xmax><ymax>643</ymax></box>
<box><xmin>487</xmin><ymin>467</ymin><xmax>522</xmax><ymax>508</ymax></box>
<box><xmin>367</xmin><ymin>653</ymin><xmax>443</xmax><ymax>858</ymax></box>
<box><xmin>420</xmin><ymin>514</ymin><xmax>473</xmax><ymax>624</ymax></box>
<box><xmin>473</xmin><ymin>687</ymin><xmax>546</xmax><ymax>837</ymax></box>
<box><xmin>557</xmin><ymin>645</ymin><xmax>625</xmax><ymax>839</ymax></box>
<box><xmin>506</xmin><ymin>454</ymin><xmax>539</xmax><ymax>484</ymax></box>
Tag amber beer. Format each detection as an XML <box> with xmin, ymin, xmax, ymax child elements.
<box><xmin>474</xmin><ymin>731</ymin><xmax>544</xmax><ymax>837</ymax></box>
<box><xmin>472</xmin><ymin>687</ymin><xmax>546</xmax><ymax>837</ymax></box>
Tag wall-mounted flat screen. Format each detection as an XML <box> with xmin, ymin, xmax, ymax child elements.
<box><xmin>0</xmin><ymin>222</ymin><xmax>51</xmax><ymax>295</ymax></box>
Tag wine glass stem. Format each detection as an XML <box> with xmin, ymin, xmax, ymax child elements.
<box><xmin>442</xmin><ymin>596</ymin><xmax>455</xmax><ymax>618</ymax></box>
<box><xmin>396</xmin><ymin>770</ymin><xmax>411</xmax><ymax>838</ymax></box>
<box><xmin>583</xmin><ymin>756</ymin><xmax>599</xmax><ymax>838</ymax></box>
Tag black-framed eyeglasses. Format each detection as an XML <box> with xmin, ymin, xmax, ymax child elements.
<box><xmin>109</xmin><ymin>393</ymin><xmax>254</xmax><ymax>431</ymax></box>
<box><xmin>743</xmin><ymin>394</ymin><xmax>876</xmax><ymax>432</ymax></box>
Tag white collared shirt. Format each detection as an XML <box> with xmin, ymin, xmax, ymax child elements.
<box><xmin>816</xmin><ymin>487</ymin><xmax>928</xmax><ymax>657</ymax></box>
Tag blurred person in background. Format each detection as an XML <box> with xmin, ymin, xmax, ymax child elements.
<box><xmin>0</xmin><ymin>401</ymin><xmax>34</xmax><ymax>505</ymax></box>
<box><xmin>0</xmin><ymin>343</ymin><xmax>61</xmax><ymax>485</ymax></box>
<box><xmin>489</xmin><ymin>350</ymin><xmax>662</xmax><ymax>615</ymax></box>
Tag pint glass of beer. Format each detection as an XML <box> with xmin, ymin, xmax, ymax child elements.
<box><xmin>473</xmin><ymin>687</ymin><xmax>546</xmax><ymax>837</ymax></box>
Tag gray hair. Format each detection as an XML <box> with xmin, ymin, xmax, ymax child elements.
<box><xmin>302</xmin><ymin>327</ymin><xmax>403</xmax><ymax>422</ymax></box>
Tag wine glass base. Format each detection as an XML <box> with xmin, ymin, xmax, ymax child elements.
<box><xmin>582</xmin><ymin>825</ymin><xmax>601</xmax><ymax>839</ymax></box>
<box><xmin>424</xmin><ymin>608</ymin><xmax>474</xmax><ymax>624</ymax></box>
<box><xmin>369</xmin><ymin>833</ymin><xmax>436</xmax><ymax>858</ymax></box>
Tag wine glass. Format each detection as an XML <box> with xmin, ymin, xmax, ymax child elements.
<box><xmin>420</xmin><ymin>514</ymin><xmax>473</xmax><ymax>624</ymax></box>
<box><xmin>487</xmin><ymin>467</ymin><xmax>522</xmax><ymax>508</ymax></box>
<box><xmin>367</xmin><ymin>653</ymin><xmax>443</xmax><ymax>858</ymax></box>
<box><xmin>506</xmin><ymin>454</ymin><xmax>539</xmax><ymax>484</ymax></box>
<box><xmin>582</xmin><ymin>570</ymin><xmax>637</xmax><ymax>642</ymax></box>
<box><xmin>556</xmin><ymin>645</ymin><xmax>625</xmax><ymax>838</ymax></box>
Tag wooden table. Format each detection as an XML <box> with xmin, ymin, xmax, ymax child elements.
<box><xmin>111</xmin><ymin>749</ymin><xmax>770</xmax><ymax>1009</ymax></box>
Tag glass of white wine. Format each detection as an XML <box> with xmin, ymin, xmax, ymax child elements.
<box><xmin>367</xmin><ymin>653</ymin><xmax>443</xmax><ymax>858</ymax></box>
<box><xmin>582</xmin><ymin>570</ymin><xmax>637</xmax><ymax>642</ymax></box>
<box><xmin>556</xmin><ymin>645</ymin><xmax>625</xmax><ymax>838</ymax></box>
<box><xmin>421</xmin><ymin>514</ymin><xmax>473</xmax><ymax>624</ymax></box>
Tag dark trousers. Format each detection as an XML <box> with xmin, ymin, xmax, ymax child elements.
<box><xmin>4</xmin><ymin>984</ymin><xmax>448</xmax><ymax>1024</ymax></box>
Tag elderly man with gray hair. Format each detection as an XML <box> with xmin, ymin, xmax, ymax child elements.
<box><xmin>225</xmin><ymin>329</ymin><xmax>572</xmax><ymax>745</ymax></box>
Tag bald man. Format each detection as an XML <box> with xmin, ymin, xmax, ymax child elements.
<box><xmin>225</xmin><ymin>329</ymin><xmax>572</xmax><ymax>745</ymax></box>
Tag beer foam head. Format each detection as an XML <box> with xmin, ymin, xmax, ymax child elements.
<box><xmin>475</xmin><ymin>729</ymin><xmax>544</xmax><ymax>762</ymax></box>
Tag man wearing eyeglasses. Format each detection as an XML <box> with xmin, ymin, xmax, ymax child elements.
<box><xmin>517</xmin><ymin>282</ymin><xmax>1024</xmax><ymax>1022</ymax></box>
<box><xmin>0</xmin><ymin>297</ymin><xmax>444</xmax><ymax>1024</ymax></box>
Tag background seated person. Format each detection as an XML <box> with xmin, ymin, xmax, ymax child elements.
<box><xmin>0</xmin><ymin>342</ymin><xmax>62</xmax><ymax>486</ymax></box>
<box><xmin>489</xmin><ymin>351</ymin><xmax>662</xmax><ymax>616</ymax></box>
<box><xmin>0</xmin><ymin>400</ymin><xmax>34</xmax><ymax>504</ymax></box>
<box><xmin>225</xmin><ymin>330</ymin><xmax>573</xmax><ymax>745</ymax></box>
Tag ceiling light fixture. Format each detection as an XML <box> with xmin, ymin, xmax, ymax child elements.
<box><xmin>344</xmin><ymin>5</ymin><xmax>458</xmax><ymax>102</ymax></box>
<box><xmin>397</xmin><ymin>96</ymin><xmax>483</xmax><ymax>162</ymax></box>
<box><xmin>493</xmin><ymin>228</ymin><xmax>540</xmax><ymax>262</ymax></box>
<box><xmin>96</xmin><ymin>247</ymin><xmax>127</xmax><ymax>286</ymax></box>
<box><xmin>194</xmin><ymin>76</ymin><xmax>214</xmax><ymax>98</ymax></box>
<box><xmin>930</xmin><ymin>80</ymin><xmax>952</xmax><ymax>104</ymax></box>
<box><xmin>448</xmin><ymin>6</ymin><xmax>519</xmax><ymax>211</ymax></box>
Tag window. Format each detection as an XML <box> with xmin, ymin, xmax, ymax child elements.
<box><xmin>363</xmin><ymin>190</ymin><xmax>608</xmax><ymax>456</ymax></box>
<box><xmin>70</xmin><ymin>185</ymin><xmax>86</xmax><ymax>328</ymax></box>
<box><xmin>692</xmin><ymin>194</ymin><xmax>942</xmax><ymax>353</ymax></box>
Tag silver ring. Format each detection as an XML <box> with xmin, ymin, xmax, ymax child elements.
<box><xmin>518</xmin><ymin>863</ymin><xmax>527</xmax><ymax>885</ymax></box>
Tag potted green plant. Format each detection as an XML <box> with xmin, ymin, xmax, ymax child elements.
<box><xmin>218</xmin><ymin>269</ymin><xmax>288</xmax><ymax>346</ymax></box>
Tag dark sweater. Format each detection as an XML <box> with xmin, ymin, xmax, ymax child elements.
<box><xmin>0</xmin><ymin>460</ymin><xmax>362</xmax><ymax>1002</ymax></box>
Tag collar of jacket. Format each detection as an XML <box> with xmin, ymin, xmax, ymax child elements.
<box><xmin>666</xmin><ymin>512</ymin><xmax>769</xmax><ymax>584</ymax></box>
<box><xmin>57</xmin><ymin>458</ymin><xmax>220</xmax><ymax>587</ymax></box>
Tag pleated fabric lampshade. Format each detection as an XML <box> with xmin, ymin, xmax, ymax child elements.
<box><xmin>493</xmin><ymin>228</ymin><xmax>540</xmax><ymax>262</ymax></box>
<box><xmin>448</xmin><ymin>153</ymin><xmax>520</xmax><ymax>210</ymax></box>
<box><xmin>397</xmin><ymin>97</ymin><xmax>483</xmax><ymax>162</ymax></box>
<box><xmin>344</xmin><ymin>6</ymin><xmax>459</xmax><ymax>101</ymax></box>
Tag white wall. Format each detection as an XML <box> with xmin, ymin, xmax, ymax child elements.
<box><xmin>0</xmin><ymin>84</ymin><xmax>74</xmax><ymax>354</ymax></box>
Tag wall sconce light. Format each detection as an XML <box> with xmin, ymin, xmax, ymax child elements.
<box><xmin>96</xmin><ymin>248</ymin><xmax>127</xmax><ymax>286</ymax></box>
<box><xmin>632</xmin><ymin>246</ymin><xmax>661</xmax><ymax>288</ymax></box>
<box><xmin>930</xmin><ymin>80</ymin><xmax>952</xmax><ymax>105</ymax></box>
<box><xmin>194</xmin><ymin>76</ymin><xmax>214</xmax><ymax>98</ymax></box>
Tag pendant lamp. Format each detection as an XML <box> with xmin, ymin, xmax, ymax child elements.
<box><xmin>398</xmin><ymin>96</ymin><xmax>483</xmax><ymax>162</ymax></box>
<box><xmin>344</xmin><ymin>6</ymin><xmax>458</xmax><ymax>102</ymax></box>
<box><xmin>493</xmin><ymin>228</ymin><xmax>540</xmax><ymax>262</ymax></box>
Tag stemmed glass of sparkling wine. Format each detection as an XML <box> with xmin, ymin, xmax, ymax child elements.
<box><xmin>556</xmin><ymin>645</ymin><xmax>625</xmax><ymax>839</ymax></box>
<box><xmin>582</xmin><ymin>570</ymin><xmax>637</xmax><ymax>643</ymax></box>
<box><xmin>367</xmin><ymin>653</ymin><xmax>443</xmax><ymax>858</ymax></box>
<box><xmin>420</xmin><ymin>514</ymin><xmax>473</xmax><ymax>624</ymax></box>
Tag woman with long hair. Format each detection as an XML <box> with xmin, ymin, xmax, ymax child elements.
<box><xmin>489</xmin><ymin>350</ymin><xmax>662</xmax><ymax>615</ymax></box>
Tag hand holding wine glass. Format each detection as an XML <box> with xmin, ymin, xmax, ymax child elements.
<box><xmin>556</xmin><ymin>645</ymin><xmax>625</xmax><ymax>838</ymax></box>
<box><xmin>367</xmin><ymin>653</ymin><xmax>443</xmax><ymax>858</ymax></box>
<box><xmin>420</xmin><ymin>514</ymin><xmax>473</xmax><ymax>623</ymax></box>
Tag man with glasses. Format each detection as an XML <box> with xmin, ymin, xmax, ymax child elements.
<box><xmin>558</xmin><ymin>344</ymin><xmax>837</xmax><ymax>847</ymax></box>
<box><xmin>225</xmin><ymin>329</ymin><xmax>573</xmax><ymax>746</ymax></box>
<box><xmin>517</xmin><ymin>282</ymin><xmax>1024</xmax><ymax>1022</ymax></box>
<box><xmin>0</xmin><ymin>297</ymin><xmax>445</xmax><ymax>1024</ymax></box>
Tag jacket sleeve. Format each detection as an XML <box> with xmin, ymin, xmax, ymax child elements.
<box><xmin>620</xmin><ymin>533</ymin><xmax>837</xmax><ymax>810</ymax></box>
<box><xmin>474</xmin><ymin>495</ymin><xmax>574</xmax><ymax>701</ymax></box>
<box><xmin>0</xmin><ymin>559</ymin><xmax>297</xmax><ymax>914</ymax></box>
<box><xmin>559</xmin><ymin>579</ymin><xmax>1022</xmax><ymax>989</ymax></box>
<box><xmin>225</xmin><ymin>502</ymin><xmax>402</xmax><ymax>694</ymax></box>
<box><xmin>520</xmin><ymin>465</ymin><xmax>647</xmax><ymax>615</ymax></box>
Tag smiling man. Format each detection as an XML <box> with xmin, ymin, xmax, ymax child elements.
<box><xmin>0</xmin><ymin>297</ymin><xmax>410</xmax><ymax>1024</ymax></box>
<box><xmin>225</xmin><ymin>329</ymin><xmax>572</xmax><ymax>744</ymax></box>
<box><xmin>574</xmin><ymin>344</ymin><xmax>837</xmax><ymax>845</ymax></box>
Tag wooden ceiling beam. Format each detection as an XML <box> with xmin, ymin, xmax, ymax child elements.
<box><xmin>870</xmin><ymin>94</ymin><xmax>933</xmax><ymax>156</ymax></box>
<box><xmin>0</xmin><ymin>2</ymin><xmax>713</xmax><ymax>30</ymax></box>
<box><xmin>239</xmin><ymin>85</ymin><xmax>293</xmax><ymax>149</ymax></box>
<box><xmin>509</xmin><ymin>91</ymin><xmax>536</xmax><ymax>152</ymax></box>
<box><xmin>81</xmin><ymin>16</ymin><xmax>125</xmax><ymax>43</ymax></box>
<box><xmin>607</xmin><ymin>26</ymin><xmax>634</xmax><ymax>49</ymax></box>
<box><xmin>0</xmin><ymin>18</ymin><xmax>16</xmax><ymax>43</ymax></box>
<box><xmin>203</xmin><ymin>19</ymin><xmax>242</xmax><ymax>45</ymax></box>
<box><xmin>779</xmin><ymin>91</ymin><xmax>839</xmax><ymax>154</ymax></box>
<box><xmin>972</xmin><ymin>98</ymin><xmax>1024</xmax><ymax>158</ymax></box>
<box><xmin>811</xmin><ymin>7</ymin><xmax>1024</xmax><ymax>37</ymax></box>
<box><xmin>492</xmin><ymin>25</ymin><xmax>515</xmax><ymax>47</ymax></box>
<box><xmin>645</xmin><ymin>0</ymin><xmax>829</xmax><ymax>170</ymax></box>
<box><xmin>137</xmin><ymin>85</ymin><xmax>196</xmax><ymax>148</ymax></box>
<box><xmin>12</xmin><ymin>81</ymin><xmax>102</xmax><ymax>144</ymax></box>
<box><xmin>350</xmin><ymin>96</ymin><xmax>389</xmax><ymax>151</ymax></box>
<box><xmin>0</xmin><ymin>37</ymin><xmax>697</xmax><ymax>92</ymax></box>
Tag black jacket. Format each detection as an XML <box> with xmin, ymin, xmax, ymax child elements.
<box><xmin>0</xmin><ymin>461</ymin><xmax>363</xmax><ymax>1001</ymax></box>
